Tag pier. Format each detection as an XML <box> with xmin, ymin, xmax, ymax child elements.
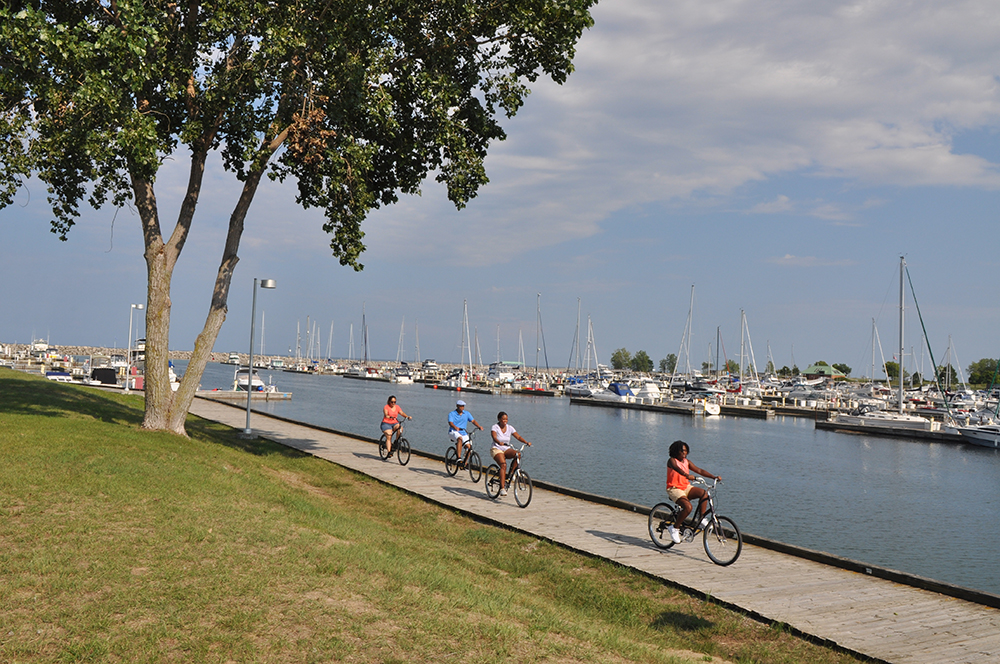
<box><xmin>189</xmin><ymin>397</ymin><xmax>1000</xmax><ymax>664</ymax></box>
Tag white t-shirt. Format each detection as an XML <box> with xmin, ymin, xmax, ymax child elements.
<box><xmin>491</xmin><ymin>423</ymin><xmax>516</xmax><ymax>448</ymax></box>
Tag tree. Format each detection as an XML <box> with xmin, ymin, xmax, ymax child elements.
<box><xmin>885</xmin><ymin>361</ymin><xmax>908</xmax><ymax>381</ymax></box>
<box><xmin>660</xmin><ymin>353</ymin><xmax>677</xmax><ymax>373</ymax></box>
<box><xmin>1</xmin><ymin>0</ymin><xmax>595</xmax><ymax>435</ymax></box>
<box><xmin>832</xmin><ymin>363</ymin><xmax>851</xmax><ymax>377</ymax></box>
<box><xmin>724</xmin><ymin>359</ymin><xmax>739</xmax><ymax>374</ymax></box>
<box><xmin>813</xmin><ymin>360</ymin><xmax>830</xmax><ymax>366</ymax></box>
<box><xmin>778</xmin><ymin>365</ymin><xmax>791</xmax><ymax>376</ymax></box>
<box><xmin>967</xmin><ymin>358</ymin><xmax>998</xmax><ymax>386</ymax></box>
<box><xmin>610</xmin><ymin>348</ymin><xmax>631</xmax><ymax>371</ymax></box>
<box><xmin>936</xmin><ymin>363</ymin><xmax>960</xmax><ymax>387</ymax></box>
<box><xmin>631</xmin><ymin>350</ymin><xmax>652</xmax><ymax>373</ymax></box>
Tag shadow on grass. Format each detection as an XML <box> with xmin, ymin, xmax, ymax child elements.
<box><xmin>185</xmin><ymin>416</ymin><xmax>310</xmax><ymax>460</ymax></box>
<box><xmin>652</xmin><ymin>610</ymin><xmax>714</xmax><ymax>632</ymax></box>
<box><xmin>1</xmin><ymin>369</ymin><xmax>307</xmax><ymax>461</ymax></box>
<box><xmin>0</xmin><ymin>368</ymin><xmax>143</xmax><ymax>425</ymax></box>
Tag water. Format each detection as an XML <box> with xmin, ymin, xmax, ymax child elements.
<box><xmin>188</xmin><ymin>362</ymin><xmax>1000</xmax><ymax>595</ymax></box>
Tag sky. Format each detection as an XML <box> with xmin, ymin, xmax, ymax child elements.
<box><xmin>3</xmin><ymin>0</ymin><xmax>1000</xmax><ymax>380</ymax></box>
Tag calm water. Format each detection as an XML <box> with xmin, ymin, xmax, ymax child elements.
<box><xmin>189</xmin><ymin>362</ymin><xmax>1000</xmax><ymax>595</ymax></box>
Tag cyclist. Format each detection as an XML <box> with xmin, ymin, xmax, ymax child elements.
<box><xmin>666</xmin><ymin>440</ymin><xmax>720</xmax><ymax>543</ymax></box>
<box><xmin>448</xmin><ymin>399</ymin><xmax>482</xmax><ymax>463</ymax></box>
<box><xmin>380</xmin><ymin>395</ymin><xmax>410</xmax><ymax>458</ymax></box>
<box><xmin>490</xmin><ymin>411</ymin><xmax>531</xmax><ymax>496</ymax></box>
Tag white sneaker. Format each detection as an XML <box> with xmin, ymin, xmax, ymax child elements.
<box><xmin>667</xmin><ymin>525</ymin><xmax>681</xmax><ymax>544</ymax></box>
<box><xmin>499</xmin><ymin>488</ymin><xmax>507</xmax><ymax>496</ymax></box>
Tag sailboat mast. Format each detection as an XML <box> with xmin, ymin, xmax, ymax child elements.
<box><xmin>395</xmin><ymin>317</ymin><xmax>403</xmax><ymax>364</ymax></box>
<box><xmin>898</xmin><ymin>256</ymin><xmax>905</xmax><ymax>414</ymax></box>
<box><xmin>464</xmin><ymin>300</ymin><xmax>473</xmax><ymax>376</ymax></box>
<box><xmin>575</xmin><ymin>297</ymin><xmax>581</xmax><ymax>372</ymax></box>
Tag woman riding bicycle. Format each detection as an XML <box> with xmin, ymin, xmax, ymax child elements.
<box><xmin>666</xmin><ymin>440</ymin><xmax>720</xmax><ymax>543</ymax></box>
<box><xmin>380</xmin><ymin>395</ymin><xmax>411</xmax><ymax>458</ymax></box>
<box><xmin>490</xmin><ymin>411</ymin><xmax>531</xmax><ymax>496</ymax></box>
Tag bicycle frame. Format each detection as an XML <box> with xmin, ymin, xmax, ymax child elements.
<box><xmin>648</xmin><ymin>477</ymin><xmax>742</xmax><ymax>566</ymax></box>
<box><xmin>485</xmin><ymin>441</ymin><xmax>533</xmax><ymax>507</ymax></box>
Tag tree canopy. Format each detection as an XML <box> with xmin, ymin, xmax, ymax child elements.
<box><xmin>1</xmin><ymin>0</ymin><xmax>595</xmax><ymax>434</ymax></box>
<box><xmin>630</xmin><ymin>349</ymin><xmax>652</xmax><ymax>373</ymax></box>
<box><xmin>967</xmin><ymin>358</ymin><xmax>998</xmax><ymax>386</ymax></box>
<box><xmin>610</xmin><ymin>348</ymin><xmax>631</xmax><ymax>371</ymax></box>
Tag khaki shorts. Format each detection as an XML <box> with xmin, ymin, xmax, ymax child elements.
<box><xmin>667</xmin><ymin>486</ymin><xmax>691</xmax><ymax>503</ymax></box>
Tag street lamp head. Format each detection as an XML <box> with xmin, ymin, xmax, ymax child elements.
<box><xmin>133</xmin><ymin>303</ymin><xmax>144</xmax><ymax>309</ymax></box>
<box><xmin>260</xmin><ymin>279</ymin><xmax>276</xmax><ymax>289</ymax></box>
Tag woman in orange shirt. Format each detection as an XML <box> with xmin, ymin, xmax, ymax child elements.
<box><xmin>666</xmin><ymin>440</ymin><xmax>720</xmax><ymax>543</ymax></box>
<box><xmin>381</xmin><ymin>395</ymin><xmax>411</xmax><ymax>458</ymax></box>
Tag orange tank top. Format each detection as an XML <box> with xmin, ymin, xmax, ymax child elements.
<box><xmin>382</xmin><ymin>404</ymin><xmax>401</xmax><ymax>424</ymax></box>
<box><xmin>667</xmin><ymin>458</ymin><xmax>690</xmax><ymax>490</ymax></box>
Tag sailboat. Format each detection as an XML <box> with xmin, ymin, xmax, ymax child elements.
<box><xmin>834</xmin><ymin>257</ymin><xmax>939</xmax><ymax>431</ymax></box>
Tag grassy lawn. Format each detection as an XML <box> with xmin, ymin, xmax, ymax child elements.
<box><xmin>0</xmin><ymin>369</ymin><xmax>866</xmax><ymax>663</ymax></box>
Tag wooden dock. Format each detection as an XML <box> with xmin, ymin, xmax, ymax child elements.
<box><xmin>189</xmin><ymin>397</ymin><xmax>1000</xmax><ymax>664</ymax></box>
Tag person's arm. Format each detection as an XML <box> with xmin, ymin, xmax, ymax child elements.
<box><xmin>512</xmin><ymin>431</ymin><xmax>531</xmax><ymax>446</ymax></box>
<box><xmin>399</xmin><ymin>409</ymin><xmax>410</xmax><ymax>420</ymax></box>
<box><xmin>491</xmin><ymin>427</ymin><xmax>501</xmax><ymax>445</ymax></box>
<box><xmin>688</xmin><ymin>462</ymin><xmax>718</xmax><ymax>481</ymax></box>
<box><xmin>448</xmin><ymin>413</ymin><xmax>459</xmax><ymax>430</ymax></box>
<box><xmin>472</xmin><ymin>418</ymin><xmax>483</xmax><ymax>430</ymax></box>
<box><xmin>383</xmin><ymin>405</ymin><xmax>391</xmax><ymax>419</ymax></box>
<box><xmin>667</xmin><ymin>457</ymin><xmax>685</xmax><ymax>476</ymax></box>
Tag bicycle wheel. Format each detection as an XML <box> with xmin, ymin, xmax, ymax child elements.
<box><xmin>445</xmin><ymin>447</ymin><xmax>460</xmax><ymax>476</ymax></box>
<box><xmin>648</xmin><ymin>503</ymin><xmax>678</xmax><ymax>550</ymax></box>
<box><xmin>513</xmin><ymin>470</ymin><xmax>533</xmax><ymax>508</ymax></box>
<box><xmin>468</xmin><ymin>451</ymin><xmax>483</xmax><ymax>483</ymax></box>
<box><xmin>396</xmin><ymin>437</ymin><xmax>411</xmax><ymax>466</ymax></box>
<box><xmin>703</xmin><ymin>515</ymin><xmax>742</xmax><ymax>566</ymax></box>
<box><xmin>485</xmin><ymin>464</ymin><xmax>502</xmax><ymax>499</ymax></box>
<box><xmin>378</xmin><ymin>433</ymin><xmax>390</xmax><ymax>460</ymax></box>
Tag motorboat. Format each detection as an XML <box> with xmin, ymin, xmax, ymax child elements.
<box><xmin>833</xmin><ymin>406</ymin><xmax>940</xmax><ymax>431</ymax></box>
<box><xmin>955</xmin><ymin>424</ymin><xmax>1000</xmax><ymax>448</ymax></box>
<box><xmin>589</xmin><ymin>382</ymin><xmax>634</xmax><ymax>402</ymax></box>
<box><xmin>392</xmin><ymin>366</ymin><xmax>414</xmax><ymax>384</ymax></box>
<box><xmin>233</xmin><ymin>367</ymin><xmax>279</xmax><ymax>393</ymax></box>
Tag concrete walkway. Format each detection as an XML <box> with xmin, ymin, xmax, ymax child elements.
<box><xmin>190</xmin><ymin>399</ymin><xmax>1000</xmax><ymax>664</ymax></box>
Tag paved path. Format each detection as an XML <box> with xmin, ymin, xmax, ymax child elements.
<box><xmin>190</xmin><ymin>399</ymin><xmax>1000</xmax><ymax>664</ymax></box>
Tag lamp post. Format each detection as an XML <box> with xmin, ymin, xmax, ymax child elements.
<box><xmin>242</xmin><ymin>278</ymin><xmax>276</xmax><ymax>438</ymax></box>
<box><xmin>125</xmin><ymin>303</ymin><xmax>144</xmax><ymax>393</ymax></box>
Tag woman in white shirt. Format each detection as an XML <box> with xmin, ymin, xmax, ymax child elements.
<box><xmin>490</xmin><ymin>411</ymin><xmax>531</xmax><ymax>496</ymax></box>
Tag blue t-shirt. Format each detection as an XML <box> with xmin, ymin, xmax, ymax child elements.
<box><xmin>448</xmin><ymin>409</ymin><xmax>475</xmax><ymax>434</ymax></box>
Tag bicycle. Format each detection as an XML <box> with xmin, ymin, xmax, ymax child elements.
<box><xmin>378</xmin><ymin>418</ymin><xmax>411</xmax><ymax>466</ymax></box>
<box><xmin>647</xmin><ymin>478</ymin><xmax>742</xmax><ymax>566</ymax></box>
<box><xmin>445</xmin><ymin>428</ymin><xmax>483</xmax><ymax>483</ymax></box>
<box><xmin>484</xmin><ymin>442</ymin><xmax>532</xmax><ymax>507</ymax></box>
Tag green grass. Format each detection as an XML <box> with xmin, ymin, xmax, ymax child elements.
<box><xmin>0</xmin><ymin>369</ymin><xmax>867</xmax><ymax>663</ymax></box>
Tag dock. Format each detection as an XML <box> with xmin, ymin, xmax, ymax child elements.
<box><xmin>189</xmin><ymin>397</ymin><xmax>1000</xmax><ymax>664</ymax></box>
<box><xmin>194</xmin><ymin>389</ymin><xmax>292</xmax><ymax>401</ymax></box>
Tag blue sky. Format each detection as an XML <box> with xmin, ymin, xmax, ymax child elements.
<box><xmin>3</xmin><ymin>0</ymin><xmax>1000</xmax><ymax>380</ymax></box>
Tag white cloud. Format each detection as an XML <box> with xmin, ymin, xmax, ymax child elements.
<box><xmin>751</xmin><ymin>195</ymin><xmax>794</xmax><ymax>214</ymax></box>
<box><xmin>766</xmin><ymin>254</ymin><xmax>856</xmax><ymax>267</ymax></box>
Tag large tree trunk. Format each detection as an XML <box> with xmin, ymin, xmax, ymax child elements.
<box><xmin>160</xmin><ymin>166</ymin><xmax>269</xmax><ymax>436</ymax></box>
<box><xmin>135</xmin><ymin>126</ymin><xmax>283</xmax><ymax>436</ymax></box>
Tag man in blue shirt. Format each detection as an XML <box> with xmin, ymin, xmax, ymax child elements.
<box><xmin>448</xmin><ymin>399</ymin><xmax>483</xmax><ymax>462</ymax></box>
